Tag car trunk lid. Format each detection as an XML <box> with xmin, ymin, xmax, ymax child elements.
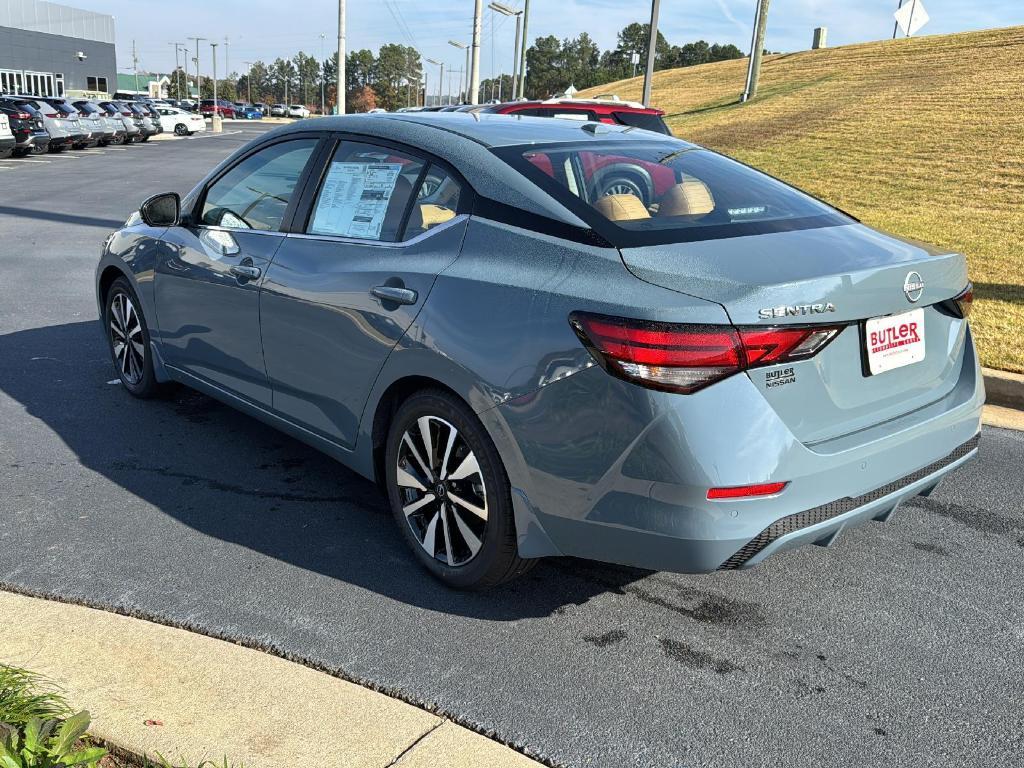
<box><xmin>619</xmin><ymin>222</ymin><xmax>972</xmax><ymax>444</ymax></box>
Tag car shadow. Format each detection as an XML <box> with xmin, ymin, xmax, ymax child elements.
<box><xmin>0</xmin><ymin>320</ymin><xmax>650</xmax><ymax>620</ymax></box>
<box><xmin>975</xmin><ymin>282</ymin><xmax>1024</xmax><ymax>306</ymax></box>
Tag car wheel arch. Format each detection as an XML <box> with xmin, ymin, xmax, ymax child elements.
<box><xmin>368</xmin><ymin>375</ymin><xmax>466</xmax><ymax>490</ymax></box>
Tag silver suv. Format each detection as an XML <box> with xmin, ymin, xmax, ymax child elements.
<box><xmin>5</xmin><ymin>96</ymin><xmax>75</xmax><ymax>152</ymax></box>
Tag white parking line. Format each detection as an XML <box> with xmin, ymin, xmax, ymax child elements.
<box><xmin>1</xmin><ymin>158</ymin><xmax>49</xmax><ymax>164</ymax></box>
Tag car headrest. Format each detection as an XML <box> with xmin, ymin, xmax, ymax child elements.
<box><xmin>658</xmin><ymin>180</ymin><xmax>715</xmax><ymax>217</ymax></box>
<box><xmin>592</xmin><ymin>193</ymin><xmax>650</xmax><ymax>222</ymax></box>
<box><xmin>419</xmin><ymin>204</ymin><xmax>456</xmax><ymax>230</ymax></box>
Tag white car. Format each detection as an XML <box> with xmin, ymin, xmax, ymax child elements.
<box><xmin>287</xmin><ymin>104</ymin><xmax>310</xmax><ymax>119</ymax></box>
<box><xmin>156</xmin><ymin>107</ymin><xmax>207</xmax><ymax>136</ymax></box>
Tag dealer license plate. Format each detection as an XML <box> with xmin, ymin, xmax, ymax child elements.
<box><xmin>865</xmin><ymin>308</ymin><xmax>925</xmax><ymax>375</ymax></box>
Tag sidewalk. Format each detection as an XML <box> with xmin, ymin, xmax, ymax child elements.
<box><xmin>0</xmin><ymin>591</ymin><xmax>543</xmax><ymax>768</ymax></box>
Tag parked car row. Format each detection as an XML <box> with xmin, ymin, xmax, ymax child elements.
<box><xmin>0</xmin><ymin>94</ymin><xmax>206</xmax><ymax>158</ymax></box>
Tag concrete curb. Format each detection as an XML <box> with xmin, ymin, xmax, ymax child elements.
<box><xmin>983</xmin><ymin>367</ymin><xmax>1024</xmax><ymax>410</ymax></box>
<box><xmin>0</xmin><ymin>591</ymin><xmax>544</xmax><ymax>768</ymax></box>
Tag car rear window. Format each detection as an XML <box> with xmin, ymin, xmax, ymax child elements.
<box><xmin>498</xmin><ymin>141</ymin><xmax>851</xmax><ymax>245</ymax></box>
<box><xmin>612</xmin><ymin>111</ymin><xmax>671</xmax><ymax>135</ymax></box>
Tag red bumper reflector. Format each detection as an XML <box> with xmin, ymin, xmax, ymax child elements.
<box><xmin>707</xmin><ymin>482</ymin><xmax>788</xmax><ymax>500</ymax></box>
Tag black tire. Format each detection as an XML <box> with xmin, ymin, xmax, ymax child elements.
<box><xmin>385</xmin><ymin>389</ymin><xmax>535</xmax><ymax>590</ymax></box>
<box><xmin>48</xmin><ymin>144</ymin><xmax>65</xmax><ymax>153</ymax></box>
<box><xmin>139</xmin><ymin>134</ymin><xmax>150</xmax><ymax>142</ymax></box>
<box><xmin>104</xmin><ymin>277</ymin><xmax>169</xmax><ymax>399</ymax></box>
<box><xmin>174</xmin><ymin>124</ymin><xmax>188</xmax><ymax>136</ymax></box>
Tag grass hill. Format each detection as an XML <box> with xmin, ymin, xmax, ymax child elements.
<box><xmin>581</xmin><ymin>26</ymin><xmax>1024</xmax><ymax>373</ymax></box>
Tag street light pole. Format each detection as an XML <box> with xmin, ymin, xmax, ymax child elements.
<box><xmin>243</xmin><ymin>61</ymin><xmax>253</xmax><ymax>103</ymax></box>
<box><xmin>448</xmin><ymin>40</ymin><xmax>468</xmax><ymax>102</ymax></box>
<box><xmin>641</xmin><ymin>0</ymin><xmax>660</xmax><ymax>106</ymax></box>
<box><xmin>188</xmin><ymin>37</ymin><xmax>205</xmax><ymax>99</ymax></box>
<box><xmin>488</xmin><ymin>2</ymin><xmax>521</xmax><ymax>100</ymax></box>
<box><xmin>210</xmin><ymin>42</ymin><xmax>222</xmax><ymax>132</ymax></box>
<box><xmin>337</xmin><ymin>0</ymin><xmax>346</xmax><ymax>114</ymax></box>
<box><xmin>320</xmin><ymin>33</ymin><xmax>326</xmax><ymax>114</ymax></box>
<box><xmin>426</xmin><ymin>58</ymin><xmax>443</xmax><ymax>107</ymax></box>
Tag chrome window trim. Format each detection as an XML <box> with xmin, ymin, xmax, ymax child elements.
<box><xmin>193</xmin><ymin>224</ymin><xmax>288</xmax><ymax>238</ymax></box>
<box><xmin>285</xmin><ymin>213</ymin><xmax>467</xmax><ymax>248</ymax></box>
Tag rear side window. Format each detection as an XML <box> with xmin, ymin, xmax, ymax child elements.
<box><xmin>407</xmin><ymin>166</ymin><xmax>462</xmax><ymax>239</ymax></box>
<box><xmin>201</xmin><ymin>139</ymin><xmax>317</xmax><ymax>231</ymax></box>
<box><xmin>612</xmin><ymin>111</ymin><xmax>671</xmax><ymax>135</ymax></box>
<box><xmin>306</xmin><ymin>141</ymin><xmax>425</xmax><ymax>242</ymax></box>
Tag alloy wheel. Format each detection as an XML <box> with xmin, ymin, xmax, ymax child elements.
<box><xmin>109</xmin><ymin>292</ymin><xmax>145</xmax><ymax>386</ymax></box>
<box><xmin>395</xmin><ymin>415</ymin><xmax>488</xmax><ymax>567</ymax></box>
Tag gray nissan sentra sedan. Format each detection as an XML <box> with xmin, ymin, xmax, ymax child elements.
<box><xmin>95</xmin><ymin>113</ymin><xmax>983</xmax><ymax>588</ymax></box>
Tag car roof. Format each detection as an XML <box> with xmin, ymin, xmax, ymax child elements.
<box><xmin>275</xmin><ymin>111</ymin><xmax>686</xmax><ymax>150</ymax></box>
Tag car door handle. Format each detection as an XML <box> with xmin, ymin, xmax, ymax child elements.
<box><xmin>371</xmin><ymin>286</ymin><xmax>418</xmax><ymax>305</ymax></box>
<box><xmin>230</xmin><ymin>264</ymin><xmax>262</xmax><ymax>280</ymax></box>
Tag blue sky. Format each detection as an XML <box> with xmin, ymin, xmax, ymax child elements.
<box><xmin>92</xmin><ymin>0</ymin><xmax>1021</xmax><ymax>79</ymax></box>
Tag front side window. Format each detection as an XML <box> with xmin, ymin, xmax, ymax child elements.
<box><xmin>201</xmin><ymin>139</ymin><xmax>317</xmax><ymax>231</ymax></box>
<box><xmin>500</xmin><ymin>140</ymin><xmax>849</xmax><ymax>244</ymax></box>
<box><xmin>306</xmin><ymin>142</ymin><xmax>425</xmax><ymax>242</ymax></box>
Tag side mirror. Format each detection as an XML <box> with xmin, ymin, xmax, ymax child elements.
<box><xmin>139</xmin><ymin>192</ymin><xmax>180</xmax><ymax>227</ymax></box>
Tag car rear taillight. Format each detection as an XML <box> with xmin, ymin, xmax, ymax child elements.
<box><xmin>707</xmin><ymin>482</ymin><xmax>788</xmax><ymax>500</ymax></box>
<box><xmin>15</xmin><ymin>112</ymin><xmax>32</xmax><ymax>120</ymax></box>
<box><xmin>569</xmin><ymin>312</ymin><xmax>843</xmax><ymax>394</ymax></box>
<box><xmin>44</xmin><ymin>112</ymin><xmax>59</xmax><ymax>118</ymax></box>
<box><xmin>945</xmin><ymin>283</ymin><xmax>974</xmax><ymax>319</ymax></box>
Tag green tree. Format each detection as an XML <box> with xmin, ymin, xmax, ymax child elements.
<box><xmin>292</xmin><ymin>51</ymin><xmax>320</xmax><ymax>106</ymax></box>
<box><xmin>562</xmin><ymin>32</ymin><xmax>602</xmax><ymax>90</ymax></box>
<box><xmin>608</xmin><ymin>22</ymin><xmax>670</xmax><ymax>77</ymax></box>
<box><xmin>270</xmin><ymin>57</ymin><xmax>297</xmax><ymax>102</ymax></box>
<box><xmin>167</xmin><ymin>66</ymin><xmax>191</xmax><ymax>99</ymax></box>
<box><xmin>523</xmin><ymin>35</ymin><xmax>563</xmax><ymax>98</ymax></box>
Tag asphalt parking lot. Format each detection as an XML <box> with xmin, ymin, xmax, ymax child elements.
<box><xmin>1</xmin><ymin>123</ymin><xmax>1022</xmax><ymax>768</ymax></box>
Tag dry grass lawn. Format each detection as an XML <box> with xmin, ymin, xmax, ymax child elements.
<box><xmin>581</xmin><ymin>26</ymin><xmax>1024</xmax><ymax>372</ymax></box>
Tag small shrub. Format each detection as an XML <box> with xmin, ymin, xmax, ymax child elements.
<box><xmin>0</xmin><ymin>710</ymin><xmax>106</xmax><ymax>767</ymax></box>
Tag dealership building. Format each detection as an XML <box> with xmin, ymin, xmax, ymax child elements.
<box><xmin>0</xmin><ymin>0</ymin><xmax>116</xmax><ymax>98</ymax></box>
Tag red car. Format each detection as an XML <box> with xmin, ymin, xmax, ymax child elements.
<box><xmin>199</xmin><ymin>99</ymin><xmax>236</xmax><ymax>119</ymax></box>
<box><xmin>481</xmin><ymin>97</ymin><xmax>671</xmax><ymax>135</ymax></box>
<box><xmin>476</xmin><ymin>98</ymin><xmax>674</xmax><ymax>205</ymax></box>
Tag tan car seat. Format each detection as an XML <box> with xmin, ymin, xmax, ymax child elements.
<box><xmin>419</xmin><ymin>204</ymin><xmax>456</xmax><ymax>230</ymax></box>
<box><xmin>658</xmin><ymin>179</ymin><xmax>715</xmax><ymax>217</ymax></box>
<box><xmin>593</xmin><ymin>193</ymin><xmax>651</xmax><ymax>222</ymax></box>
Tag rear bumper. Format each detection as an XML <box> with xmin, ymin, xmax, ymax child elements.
<box><xmin>489</xmin><ymin>325</ymin><xmax>984</xmax><ymax>572</ymax></box>
<box><xmin>0</xmin><ymin>136</ymin><xmax>14</xmax><ymax>157</ymax></box>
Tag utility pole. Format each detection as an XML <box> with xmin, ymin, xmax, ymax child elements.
<box><xmin>224</xmin><ymin>36</ymin><xmax>230</xmax><ymax>79</ymax></box>
<box><xmin>468</xmin><ymin>0</ymin><xmax>482</xmax><ymax>104</ymax></box>
<box><xmin>640</xmin><ymin>0</ymin><xmax>660</xmax><ymax>106</ymax></box>
<box><xmin>337</xmin><ymin>0</ymin><xmax>346</xmax><ymax>114</ymax></box>
<box><xmin>511</xmin><ymin>10</ymin><xmax>521</xmax><ymax>98</ymax></box>
<box><xmin>517</xmin><ymin>0</ymin><xmax>531</xmax><ymax>99</ymax></box>
<box><xmin>188</xmin><ymin>37</ymin><xmax>205</xmax><ymax>99</ymax></box>
<box><xmin>742</xmin><ymin>0</ymin><xmax>771</xmax><ymax>102</ymax></box>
